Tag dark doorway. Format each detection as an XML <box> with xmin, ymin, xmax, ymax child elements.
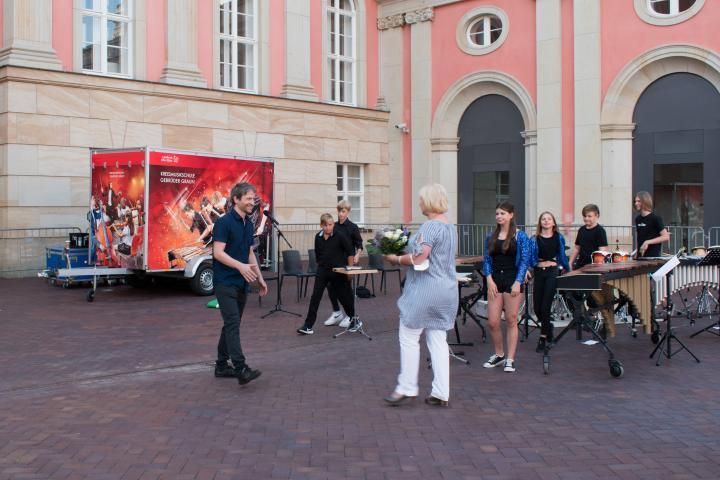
<box><xmin>633</xmin><ymin>72</ymin><xmax>720</xmax><ymax>230</ymax></box>
<box><xmin>457</xmin><ymin>94</ymin><xmax>525</xmax><ymax>226</ymax></box>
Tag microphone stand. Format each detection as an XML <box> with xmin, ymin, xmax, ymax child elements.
<box><xmin>262</xmin><ymin>213</ymin><xmax>301</xmax><ymax>318</ymax></box>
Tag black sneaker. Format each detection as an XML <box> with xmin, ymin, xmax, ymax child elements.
<box><xmin>237</xmin><ymin>367</ymin><xmax>262</xmax><ymax>385</ymax></box>
<box><xmin>297</xmin><ymin>325</ymin><xmax>314</xmax><ymax>335</ymax></box>
<box><xmin>482</xmin><ymin>354</ymin><xmax>506</xmax><ymax>368</ymax></box>
<box><xmin>214</xmin><ymin>363</ymin><xmax>237</xmax><ymax>378</ymax></box>
<box><xmin>535</xmin><ymin>337</ymin><xmax>546</xmax><ymax>353</ymax></box>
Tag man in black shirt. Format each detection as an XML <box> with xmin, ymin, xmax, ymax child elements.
<box><xmin>324</xmin><ymin>200</ymin><xmax>363</xmax><ymax>327</ymax></box>
<box><xmin>634</xmin><ymin>191</ymin><xmax>669</xmax><ymax>257</ymax></box>
<box><xmin>297</xmin><ymin>213</ymin><xmax>357</xmax><ymax>335</ymax></box>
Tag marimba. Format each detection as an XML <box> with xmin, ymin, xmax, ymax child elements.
<box><xmin>557</xmin><ymin>259</ymin><xmax>664</xmax><ymax>334</ymax></box>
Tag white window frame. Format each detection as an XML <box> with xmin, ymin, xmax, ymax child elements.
<box><xmin>456</xmin><ymin>6</ymin><xmax>509</xmax><ymax>56</ymax></box>
<box><xmin>218</xmin><ymin>0</ymin><xmax>259</xmax><ymax>93</ymax></box>
<box><xmin>467</xmin><ymin>16</ymin><xmax>502</xmax><ymax>48</ymax></box>
<box><xmin>79</xmin><ymin>0</ymin><xmax>134</xmax><ymax>78</ymax></box>
<box><xmin>337</xmin><ymin>164</ymin><xmax>364</xmax><ymax>224</ymax></box>
<box><xmin>634</xmin><ymin>0</ymin><xmax>705</xmax><ymax>25</ymax></box>
<box><xmin>327</xmin><ymin>0</ymin><xmax>357</xmax><ymax>106</ymax></box>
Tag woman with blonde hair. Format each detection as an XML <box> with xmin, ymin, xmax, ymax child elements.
<box><xmin>528</xmin><ymin>211</ymin><xmax>571</xmax><ymax>352</ymax></box>
<box><xmin>383</xmin><ymin>183</ymin><xmax>458</xmax><ymax>407</ymax></box>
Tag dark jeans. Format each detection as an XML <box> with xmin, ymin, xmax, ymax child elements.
<box><xmin>533</xmin><ymin>266</ymin><xmax>558</xmax><ymax>338</ymax></box>
<box><xmin>215</xmin><ymin>283</ymin><xmax>248</xmax><ymax>369</ymax></box>
<box><xmin>328</xmin><ymin>284</ymin><xmax>341</xmax><ymax>312</ymax></box>
<box><xmin>305</xmin><ymin>267</ymin><xmax>355</xmax><ymax>328</ymax></box>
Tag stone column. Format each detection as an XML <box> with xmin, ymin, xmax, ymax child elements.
<box><xmin>377</xmin><ymin>15</ymin><xmax>404</xmax><ymax>223</ymax></box>
<box><xmin>535</xmin><ymin>0</ymin><xmax>562</xmax><ymax>219</ymax></box>
<box><xmin>0</xmin><ymin>0</ymin><xmax>63</xmax><ymax>70</ymax></box>
<box><xmin>406</xmin><ymin>8</ymin><xmax>433</xmax><ymax>223</ymax></box>
<box><xmin>281</xmin><ymin>0</ymin><xmax>318</xmax><ymax>101</ymax></box>
<box><xmin>160</xmin><ymin>0</ymin><xmax>207</xmax><ymax>88</ymax></box>
<box><xmin>431</xmin><ymin>138</ymin><xmax>459</xmax><ymax>223</ymax></box>
<box><xmin>574</xmin><ymin>0</ymin><xmax>603</xmax><ymax>222</ymax></box>
<box><xmin>522</xmin><ymin>130</ymin><xmax>538</xmax><ymax>223</ymax></box>
<box><xmin>600</xmin><ymin>124</ymin><xmax>635</xmax><ymax>226</ymax></box>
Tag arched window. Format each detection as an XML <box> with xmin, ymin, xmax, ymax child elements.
<box><xmin>327</xmin><ymin>0</ymin><xmax>356</xmax><ymax>105</ymax></box>
<box><xmin>648</xmin><ymin>0</ymin><xmax>696</xmax><ymax>16</ymax></box>
<box><xmin>219</xmin><ymin>0</ymin><xmax>258</xmax><ymax>92</ymax></box>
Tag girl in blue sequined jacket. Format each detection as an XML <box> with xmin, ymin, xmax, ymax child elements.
<box><xmin>481</xmin><ymin>202</ymin><xmax>532</xmax><ymax>373</ymax></box>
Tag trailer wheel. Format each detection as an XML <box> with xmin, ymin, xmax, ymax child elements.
<box><xmin>86</xmin><ymin>290</ymin><xmax>95</xmax><ymax>302</ymax></box>
<box><xmin>191</xmin><ymin>263</ymin><xmax>214</xmax><ymax>296</ymax></box>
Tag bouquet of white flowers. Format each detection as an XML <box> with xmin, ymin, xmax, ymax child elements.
<box><xmin>366</xmin><ymin>226</ymin><xmax>410</xmax><ymax>255</ymax></box>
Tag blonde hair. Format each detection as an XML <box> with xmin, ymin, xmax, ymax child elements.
<box><xmin>635</xmin><ymin>191</ymin><xmax>653</xmax><ymax>211</ymax></box>
<box><xmin>337</xmin><ymin>199</ymin><xmax>352</xmax><ymax>211</ymax></box>
<box><xmin>320</xmin><ymin>213</ymin><xmax>334</xmax><ymax>225</ymax></box>
<box><xmin>418</xmin><ymin>183</ymin><xmax>449</xmax><ymax>214</ymax></box>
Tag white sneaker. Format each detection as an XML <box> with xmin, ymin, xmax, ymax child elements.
<box><xmin>338</xmin><ymin>316</ymin><xmax>351</xmax><ymax>328</ymax></box>
<box><xmin>503</xmin><ymin>359</ymin><xmax>516</xmax><ymax>373</ymax></box>
<box><xmin>324</xmin><ymin>311</ymin><xmax>344</xmax><ymax>326</ymax></box>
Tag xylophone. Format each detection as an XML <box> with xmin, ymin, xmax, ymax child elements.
<box><xmin>557</xmin><ymin>259</ymin><xmax>664</xmax><ymax>334</ymax></box>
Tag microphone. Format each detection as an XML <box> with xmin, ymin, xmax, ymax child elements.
<box><xmin>263</xmin><ymin>209</ymin><xmax>280</xmax><ymax>225</ymax></box>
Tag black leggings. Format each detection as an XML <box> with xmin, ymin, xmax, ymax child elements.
<box><xmin>533</xmin><ymin>266</ymin><xmax>558</xmax><ymax>338</ymax></box>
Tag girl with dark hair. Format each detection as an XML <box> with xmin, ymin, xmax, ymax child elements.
<box><xmin>482</xmin><ymin>202</ymin><xmax>532</xmax><ymax>373</ymax></box>
<box><xmin>528</xmin><ymin>211</ymin><xmax>571</xmax><ymax>352</ymax></box>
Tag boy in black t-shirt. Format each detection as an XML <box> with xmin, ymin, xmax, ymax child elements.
<box><xmin>569</xmin><ymin>204</ymin><xmax>616</xmax><ymax>336</ymax></box>
<box><xmin>634</xmin><ymin>191</ymin><xmax>669</xmax><ymax>258</ymax></box>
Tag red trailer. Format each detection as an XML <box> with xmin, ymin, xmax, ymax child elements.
<box><xmin>69</xmin><ymin>147</ymin><xmax>274</xmax><ymax>301</ymax></box>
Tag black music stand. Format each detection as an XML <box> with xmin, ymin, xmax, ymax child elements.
<box><xmin>520</xmin><ymin>279</ymin><xmax>540</xmax><ymax>341</ymax></box>
<box><xmin>649</xmin><ymin>255</ymin><xmax>701</xmax><ymax>365</ymax></box>
<box><xmin>261</xmin><ymin>216</ymin><xmax>301</xmax><ymax>319</ymax></box>
<box><xmin>689</xmin><ymin>247</ymin><xmax>720</xmax><ymax>338</ymax></box>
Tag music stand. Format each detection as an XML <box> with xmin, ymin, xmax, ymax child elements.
<box><xmin>519</xmin><ymin>279</ymin><xmax>540</xmax><ymax>341</ymax></box>
<box><xmin>649</xmin><ymin>254</ymin><xmax>701</xmax><ymax>365</ymax></box>
<box><xmin>261</xmin><ymin>216</ymin><xmax>301</xmax><ymax>319</ymax></box>
<box><xmin>690</xmin><ymin>246</ymin><xmax>720</xmax><ymax>338</ymax></box>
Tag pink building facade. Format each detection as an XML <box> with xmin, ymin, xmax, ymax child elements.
<box><xmin>1</xmin><ymin>0</ymin><xmax>719</xmax><ymax>261</ymax></box>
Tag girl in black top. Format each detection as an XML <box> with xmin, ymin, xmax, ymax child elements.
<box><xmin>634</xmin><ymin>191</ymin><xmax>669</xmax><ymax>258</ymax></box>
<box><xmin>529</xmin><ymin>212</ymin><xmax>571</xmax><ymax>352</ymax></box>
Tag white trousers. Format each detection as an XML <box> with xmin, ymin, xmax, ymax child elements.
<box><xmin>395</xmin><ymin>323</ymin><xmax>450</xmax><ymax>401</ymax></box>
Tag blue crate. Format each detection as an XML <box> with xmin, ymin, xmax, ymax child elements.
<box><xmin>45</xmin><ymin>246</ymin><xmax>92</xmax><ymax>282</ymax></box>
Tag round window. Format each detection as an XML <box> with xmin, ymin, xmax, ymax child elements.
<box><xmin>467</xmin><ymin>15</ymin><xmax>503</xmax><ymax>48</ymax></box>
<box><xmin>648</xmin><ymin>0</ymin><xmax>696</xmax><ymax>16</ymax></box>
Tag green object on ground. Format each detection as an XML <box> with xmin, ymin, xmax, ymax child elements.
<box><xmin>206</xmin><ymin>298</ymin><xmax>219</xmax><ymax>309</ymax></box>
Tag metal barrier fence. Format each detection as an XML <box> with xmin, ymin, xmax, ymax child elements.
<box><xmin>0</xmin><ymin>227</ymin><xmax>82</xmax><ymax>278</ymax></box>
<box><xmin>708</xmin><ymin>227</ymin><xmax>720</xmax><ymax>248</ymax></box>
<box><xmin>2</xmin><ymin>223</ymin><xmax>717</xmax><ymax>278</ymax></box>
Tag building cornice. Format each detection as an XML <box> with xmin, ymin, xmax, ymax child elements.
<box><xmin>377</xmin><ymin>7</ymin><xmax>434</xmax><ymax>30</ymax></box>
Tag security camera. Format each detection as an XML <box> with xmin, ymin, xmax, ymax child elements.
<box><xmin>394</xmin><ymin>123</ymin><xmax>409</xmax><ymax>133</ymax></box>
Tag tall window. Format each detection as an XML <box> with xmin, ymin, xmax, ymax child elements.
<box><xmin>648</xmin><ymin>0</ymin><xmax>696</xmax><ymax>15</ymax></box>
<box><xmin>81</xmin><ymin>0</ymin><xmax>132</xmax><ymax>76</ymax></box>
<box><xmin>219</xmin><ymin>0</ymin><xmax>257</xmax><ymax>92</ymax></box>
<box><xmin>328</xmin><ymin>0</ymin><xmax>356</xmax><ymax>105</ymax></box>
<box><xmin>337</xmin><ymin>164</ymin><xmax>364</xmax><ymax>223</ymax></box>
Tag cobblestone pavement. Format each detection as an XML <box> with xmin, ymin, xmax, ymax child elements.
<box><xmin>1</xmin><ymin>276</ymin><xmax>719</xmax><ymax>480</ymax></box>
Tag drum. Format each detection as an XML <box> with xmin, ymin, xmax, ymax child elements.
<box><xmin>691</xmin><ymin>246</ymin><xmax>707</xmax><ymax>257</ymax></box>
<box><xmin>591</xmin><ymin>250</ymin><xmax>610</xmax><ymax>264</ymax></box>
<box><xmin>611</xmin><ymin>251</ymin><xmax>630</xmax><ymax>263</ymax></box>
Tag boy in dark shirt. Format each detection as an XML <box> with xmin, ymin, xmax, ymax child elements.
<box><xmin>569</xmin><ymin>204</ymin><xmax>616</xmax><ymax>336</ymax></box>
<box><xmin>324</xmin><ymin>200</ymin><xmax>363</xmax><ymax>327</ymax></box>
<box><xmin>634</xmin><ymin>191</ymin><xmax>669</xmax><ymax>258</ymax></box>
<box><xmin>297</xmin><ymin>213</ymin><xmax>357</xmax><ymax>335</ymax></box>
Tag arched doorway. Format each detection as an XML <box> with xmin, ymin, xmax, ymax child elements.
<box><xmin>457</xmin><ymin>94</ymin><xmax>526</xmax><ymax>225</ymax></box>
<box><xmin>632</xmin><ymin>72</ymin><xmax>720</xmax><ymax>230</ymax></box>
